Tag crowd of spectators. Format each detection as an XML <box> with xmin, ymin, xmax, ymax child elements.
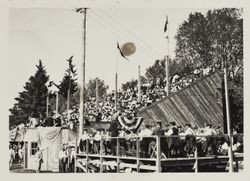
<box><xmin>8</xmin><ymin>65</ymin><xmax>217</xmax><ymax>134</ymax></box>
<box><xmin>81</xmin><ymin>66</ymin><xmax>213</xmax><ymax>122</ymax></box>
<box><xmin>77</xmin><ymin>117</ymin><xmax>243</xmax><ymax>158</ymax></box>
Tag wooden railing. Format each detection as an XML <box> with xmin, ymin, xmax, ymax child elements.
<box><xmin>75</xmin><ymin>134</ymin><xmax>243</xmax><ymax>173</ymax></box>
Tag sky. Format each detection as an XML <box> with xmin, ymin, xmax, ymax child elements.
<box><xmin>9</xmin><ymin>7</ymin><xmax>209</xmax><ymax>110</ymax></box>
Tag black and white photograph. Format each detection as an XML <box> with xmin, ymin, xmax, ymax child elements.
<box><xmin>5</xmin><ymin>0</ymin><xmax>245</xmax><ymax>175</ymax></box>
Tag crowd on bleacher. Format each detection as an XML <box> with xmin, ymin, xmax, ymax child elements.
<box><xmin>81</xmin><ymin>66</ymin><xmax>213</xmax><ymax>122</ymax></box>
<box><xmin>9</xmin><ymin>65</ymin><xmax>213</xmax><ymax>133</ymax></box>
<box><xmin>77</xmin><ymin>113</ymin><xmax>243</xmax><ymax>159</ymax></box>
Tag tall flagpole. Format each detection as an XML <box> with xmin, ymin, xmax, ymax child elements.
<box><xmin>79</xmin><ymin>8</ymin><xmax>87</xmax><ymax>138</ymax></box>
<box><xmin>138</xmin><ymin>65</ymin><xmax>141</xmax><ymax>102</ymax></box>
<box><xmin>115</xmin><ymin>46</ymin><xmax>118</xmax><ymax>111</ymax></box>
<box><xmin>165</xmin><ymin>16</ymin><xmax>170</xmax><ymax>96</ymax></box>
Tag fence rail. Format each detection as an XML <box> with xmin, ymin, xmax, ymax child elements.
<box><xmin>75</xmin><ymin>134</ymin><xmax>243</xmax><ymax>173</ymax></box>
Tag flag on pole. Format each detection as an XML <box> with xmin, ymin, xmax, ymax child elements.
<box><xmin>164</xmin><ymin>15</ymin><xmax>168</xmax><ymax>33</ymax></box>
<box><xmin>117</xmin><ymin>42</ymin><xmax>129</xmax><ymax>60</ymax></box>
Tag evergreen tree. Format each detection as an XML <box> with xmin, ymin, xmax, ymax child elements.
<box><xmin>9</xmin><ymin>60</ymin><xmax>49</xmax><ymax>127</ymax></box>
<box><xmin>58</xmin><ymin>57</ymin><xmax>78</xmax><ymax>99</ymax></box>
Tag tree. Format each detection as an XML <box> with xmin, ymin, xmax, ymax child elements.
<box><xmin>175</xmin><ymin>12</ymin><xmax>213</xmax><ymax>70</ymax></box>
<box><xmin>58</xmin><ymin>57</ymin><xmax>78</xmax><ymax>99</ymax></box>
<box><xmin>121</xmin><ymin>76</ymin><xmax>147</xmax><ymax>91</ymax></box>
<box><xmin>145</xmin><ymin>58</ymin><xmax>182</xmax><ymax>85</ymax></box>
<box><xmin>174</xmin><ymin>8</ymin><xmax>243</xmax><ymax>132</ymax></box>
<box><xmin>206</xmin><ymin>8</ymin><xmax>243</xmax><ymax>78</ymax></box>
<box><xmin>9</xmin><ymin>60</ymin><xmax>49</xmax><ymax>127</ymax></box>
<box><xmin>175</xmin><ymin>8</ymin><xmax>243</xmax><ymax>77</ymax></box>
<box><xmin>87</xmin><ymin>77</ymin><xmax>109</xmax><ymax>99</ymax></box>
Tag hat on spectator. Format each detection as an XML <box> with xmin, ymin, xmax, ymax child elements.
<box><xmin>206</xmin><ymin>123</ymin><xmax>212</xmax><ymax>127</ymax></box>
<box><xmin>156</xmin><ymin>120</ymin><xmax>162</xmax><ymax>123</ymax></box>
<box><xmin>216</xmin><ymin>125</ymin><xmax>221</xmax><ymax>129</ymax></box>
<box><xmin>170</xmin><ymin>121</ymin><xmax>176</xmax><ymax>126</ymax></box>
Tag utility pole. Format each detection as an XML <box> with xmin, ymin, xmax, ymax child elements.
<box><xmin>115</xmin><ymin>43</ymin><xmax>118</xmax><ymax>112</ymax></box>
<box><xmin>78</xmin><ymin>8</ymin><xmax>87</xmax><ymax>137</ymax></box>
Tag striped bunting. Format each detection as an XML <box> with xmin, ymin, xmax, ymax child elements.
<box><xmin>117</xmin><ymin>116</ymin><xmax>144</xmax><ymax>131</ymax></box>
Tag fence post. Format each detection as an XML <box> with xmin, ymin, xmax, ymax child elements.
<box><xmin>100</xmin><ymin>139</ymin><xmax>104</xmax><ymax>173</ymax></box>
<box><xmin>136</xmin><ymin>137</ymin><xmax>140</xmax><ymax>172</ymax></box>
<box><xmin>156</xmin><ymin>136</ymin><xmax>161</xmax><ymax>173</ymax></box>
<box><xmin>74</xmin><ymin>138</ymin><xmax>77</xmax><ymax>173</ymax></box>
<box><xmin>86</xmin><ymin>139</ymin><xmax>89</xmax><ymax>173</ymax></box>
<box><xmin>117</xmin><ymin>137</ymin><xmax>120</xmax><ymax>173</ymax></box>
<box><xmin>194</xmin><ymin>146</ymin><xmax>198</xmax><ymax>173</ymax></box>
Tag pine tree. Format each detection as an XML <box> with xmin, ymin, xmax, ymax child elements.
<box><xmin>57</xmin><ymin>57</ymin><xmax>78</xmax><ymax>111</ymax></box>
<box><xmin>9</xmin><ymin>60</ymin><xmax>49</xmax><ymax>127</ymax></box>
<box><xmin>58</xmin><ymin>71</ymin><xmax>78</xmax><ymax>99</ymax></box>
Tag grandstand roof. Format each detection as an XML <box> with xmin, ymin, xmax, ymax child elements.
<box><xmin>138</xmin><ymin>71</ymin><xmax>224</xmax><ymax>130</ymax></box>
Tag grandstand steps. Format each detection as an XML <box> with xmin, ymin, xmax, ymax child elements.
<box><xmin>76</xmin><ymin>153</ymin><xmax>243</xmax><ymax>173</ymax></box>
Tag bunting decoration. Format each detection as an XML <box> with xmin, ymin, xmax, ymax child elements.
<box><xmin>117</xmin><ymin>116</ymin><xmax>144</xmax><ymax>131</ymax></box>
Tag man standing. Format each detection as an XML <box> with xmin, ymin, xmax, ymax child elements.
<box><xmin>202</xmin><ymin>123</ymin><xmax>217</xmax><ymax>155</ymax></box>
<box><xmin>165</xmin><ymin>121</ymin><xmax>179</xmax><ymax>157</ymax></box>
<box><xmin>109</xmin><ymin>112</ymin><xmax>120</xmax><ymax>155</ymax></box>
<box><xmin>183</xmin><ymin>124</ymin><xmax>196</xmax><ymax>157</ymax></box>
<box><xmin>44</xmin><ymin>112</ymin><xmax>55</xmax><ymax>127</ymax></box>
<box><xmin>184</xmin><ymin>123</ymin><xmax>194</xmax><ymax>135</ymax></box>
<box><xmin>152</xmin><ymin>120</ymin><xmax>164</xmax><ymax>136</ymax></box>
<box><xmin>58</xmin><ymin>145</ymin><xmax>67</xmax><ymax>173</ymax></box>
<box><xmin>139</xmin><ymin>124</ymin><xmax>153</xmax><ymax>158</ymax></box>
<box><xmin>151</xmin><ymin>120</ymin><xmax>166</xmax><ymax>158</ymax></box>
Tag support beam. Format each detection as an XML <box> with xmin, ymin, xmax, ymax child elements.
<box><xmin>224</xmin><ymin>63</ymin><xmax>233</xmax><ymax>173</ymax></box>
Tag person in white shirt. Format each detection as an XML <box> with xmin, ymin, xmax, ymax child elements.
<box><xmin>202</xmin><ymin>123</ymin><xmax>218</xmax><ymax>156</ymax></box>
<box><xmin>79</xmin><ymin>129</ymin><xmax>89</xmax><ymax>153</ymax></box>
<box><xmin>94</xmin><ymin>130</ymin><xmax>102</xmax><ymax>154</ymax></box>
<box><xmin>178</xmin><ymin>127</ymin><xmax>186</xmax><ymax>141</ymax></box>
<box><xmin>139</xmin><ymin>125</ymin><xmax>152</xmax><ymax>139</ymax></box>
<box><xmin>138</xmin><ymin>124</ymin><xmax>153</xmax><ymax>158</ymax></box>
<box><xmin>184</xmin><ymin>124</ymin><xmax>194</xmax><ymax>135</ymax></box>
<box><xmin>58</xmin><ymin>145</ymin><xmax>67</xmax><ymax>173</ymax></box>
